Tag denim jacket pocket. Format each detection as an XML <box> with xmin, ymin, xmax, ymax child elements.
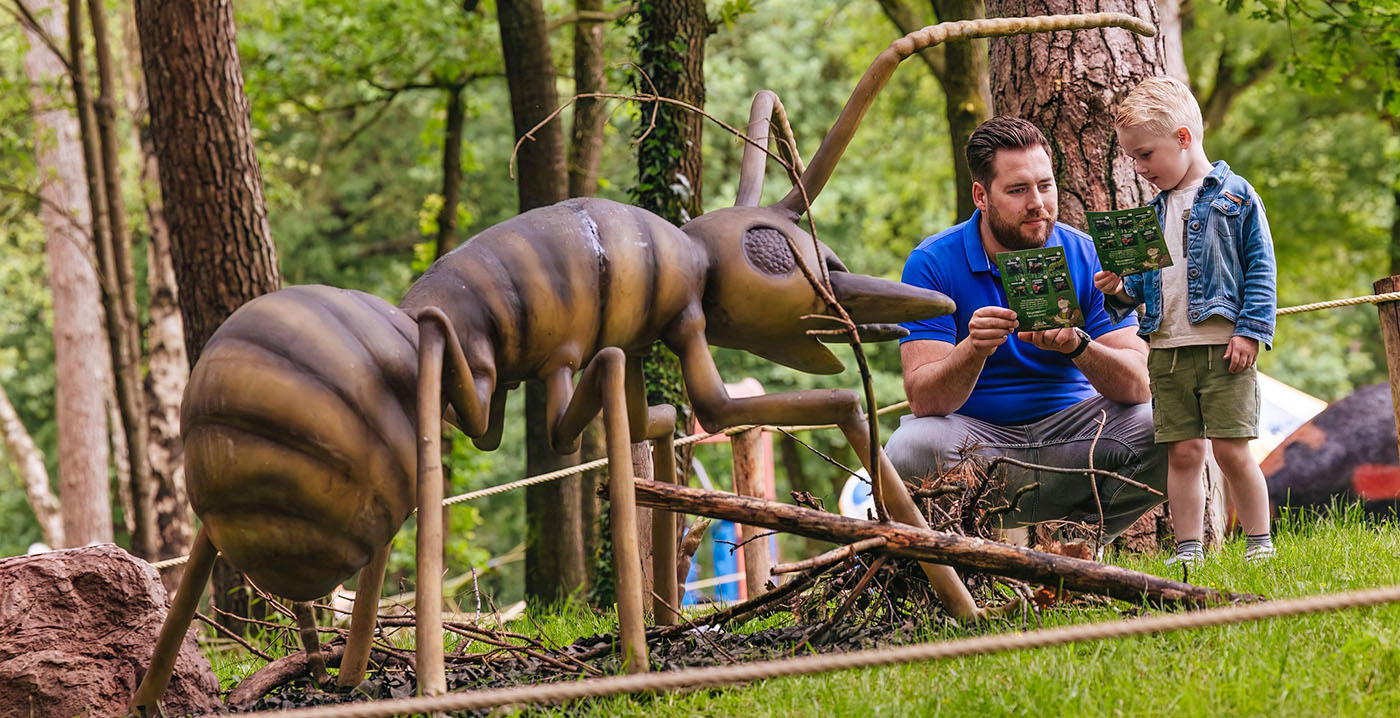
<box><xmin>1210</xmin><ymin>195</ymin><xmax>1244</xmax><ymax>216</ymax></box>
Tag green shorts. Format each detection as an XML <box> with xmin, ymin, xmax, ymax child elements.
<box><xmin>1147</xmin><ymin>344</ymin><xmax>1259</xmax><ymax>443</ymax></box>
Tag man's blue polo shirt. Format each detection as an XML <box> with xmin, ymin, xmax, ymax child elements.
<box><xmin>900</xmin><ymin>209</ymin><xmax>1137</xmax><ymax>425</ymax></box>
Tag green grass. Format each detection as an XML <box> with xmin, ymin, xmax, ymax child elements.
<box><xmin>530</xmin><ymin>505</ymin><xmax>1400</xmax><ymax>717</ymax></box>
<box><xmin>208</xmin><ymin>505</ymin><xmax>1400</xmax><ymax>716</ymax></box>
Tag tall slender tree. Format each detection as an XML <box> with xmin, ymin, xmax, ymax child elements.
<box><xmin>84</xmin><ymin>0</ymin><xmax>156</xmax><ymax>559</ymax></box>
<box><xmin>22</xmin><ymin>0</ymin><xmax>112</xmax><ymax>548</ymax></box>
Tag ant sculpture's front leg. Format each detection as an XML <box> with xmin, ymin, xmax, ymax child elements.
<box><xmin>666</xmin><ymin>314</ymin><xmax>984</xmax><ymax>621</ymax></box>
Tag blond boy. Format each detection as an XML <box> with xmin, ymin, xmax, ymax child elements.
<box><xmin>1095</xmin><ymin>77</ymin><xmax>1278</xmax><ymax>565</ymax></box>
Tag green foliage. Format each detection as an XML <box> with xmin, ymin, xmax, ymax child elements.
<box><xmin>1251</xmin><ymin>0</ymin><xmax>1400</xmax><ymax>117</ymax></box>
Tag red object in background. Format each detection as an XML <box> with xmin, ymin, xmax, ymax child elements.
<box><xmin>1353</xmin><ymin>463</ymin><xmax>1400</xmax><ymax>501</ymax></box>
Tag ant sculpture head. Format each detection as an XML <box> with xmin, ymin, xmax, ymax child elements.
<box><xmin>683</xmin><ymin>89</ymin><xmax>954</xmax><ymax>374</ymax></box>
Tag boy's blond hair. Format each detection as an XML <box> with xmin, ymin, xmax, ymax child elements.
<box><xmin>1114</xmin><ymin>76</ymin><xmax>1204</xmax><ymax>140</ymax></box>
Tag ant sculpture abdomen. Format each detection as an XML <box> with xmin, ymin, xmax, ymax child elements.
<box><xmin>183</xmin><ymin>285</ymin><xmax>420</xmax><ymax>600</ymax></box>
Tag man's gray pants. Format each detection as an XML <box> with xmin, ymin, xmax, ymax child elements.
<box><xmin>885</xmin><ymin>394</ymin><xmax>1166</xmax><ymax>540</ymax></box>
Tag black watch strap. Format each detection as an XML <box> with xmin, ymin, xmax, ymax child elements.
<box><xmin>1061</xmin><ymin>328</ymin><xmax>1091</xmax><ymax>359</ymax></box>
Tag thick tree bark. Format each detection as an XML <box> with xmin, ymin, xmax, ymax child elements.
<box><xmin>133</xmin><ymin>0</ymin><xmax>279</xmax><ymax>363</ymax></box>
<box><xmin>634</xmin><ymin>0</ymin><xmax>707</xmax><ymax>222</ymax></box>
<box><xmin>434</xmin><ymin>85</ymin><xmax>466</xmax><ymax>259</ymax></box>
<box><xmin>987</xmin><ymin>0</ymin><xmax>1166</xmax><ymax>229</ymax></box>
<box><xmin>120</xmin><ymin>6</ymin><xmax>193</xmax><ymax>585</ymax></box>
<box><xmin>24</xmin><ymin>0</ymin><xmax>111</xmax><ymax>548</ymax></box>
<box><xmin>622</xmin><ymin>479</ymin><xmax>1248</xmax><ymax>607</ymax></box>
<box><xmin>86</xmin><ymin>0</ymin><xmax>156</xmax><ymax>560</ymax></box>
<box><xmin>568</xmin><ymin>0</ymin><xmax>608</xmax><ymax>198</ymax></box>
<box><xmin>0</xmin><ymin>384</ymin><xmax>63</xmax><ymax>548</ymax></box>
<box><xmin>497</xmin><ymin>0</ymin><xmax>587</xmax><ymax>606</ymax></box>
<box><xmin>877</xmin><ymin>0</ymin><xmax>992</xmax><ymax>221</ymax></box>
<box><xmin>134</xmin><ymin>0</ymin><xmax>279</xmax><ymax>629</ymax></box>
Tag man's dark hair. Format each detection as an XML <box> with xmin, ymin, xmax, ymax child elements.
<box><xmin>965</xmin><ymin>116</ymin><xmax>1052</xmax><ymax>187</ymax></box>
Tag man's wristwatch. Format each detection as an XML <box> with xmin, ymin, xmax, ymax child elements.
<box><xmin>1061</xmin><ymin>327</ymin><xmax>1092</xmax><ymax>359</ymax></box>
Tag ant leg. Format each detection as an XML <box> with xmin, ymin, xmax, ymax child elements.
<box><xmin>336</xmin><ymin>542</ymin><xmax>389</xmax><ymax>689</ymax></box>
<box><xmin>131</xmin><ymin>526</ymin><xmax>218</xmax><ymax>715</ymax></box>
<box><xmin>414</xmin><ymin>317</ymin><xmax>449</xmax><ymax>696</ymax></box>
<box><xmin>292</xmin><ymin>601</ymin><xmax>328</xmax><ymax>687</ymax></box>
<box><xmin>563</xmin><ymin>348</ymin><xmax>648</xmax><ymax>671</ymax></box>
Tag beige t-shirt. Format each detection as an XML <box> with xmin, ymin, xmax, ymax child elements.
<box><xmin>1150</xmin><ymin>179</ymin><xmax>1236</xmax><ymax>348</ymax></box>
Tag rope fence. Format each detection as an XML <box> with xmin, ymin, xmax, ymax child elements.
<box><xmin>252</xmin><ymin>583</ymin><xmax>1400</xmax><ymax>717</ymax></box>
<box><xmin>143</xmin><ymin>288</ymin><xmax>1400</xmax><ymax>574</ymax></box>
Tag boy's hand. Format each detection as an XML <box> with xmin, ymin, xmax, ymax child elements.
<box><xmin>1223</xmin><ymin>336</ymin><xmax>1259</xmax><ymax>373</ymax></box>
<box><xmin>1093</xmin><ymin>270</ymin><xmax>1126</xmax><ymax>300</ymax></box>
<box><xmin>966</xmin><ymin>306</ymin><xmax>1019</xmax><ymax>357</ymax></box>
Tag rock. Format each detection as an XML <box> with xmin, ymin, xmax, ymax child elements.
<box><xmin>1264</xmin><ymin>383</ymin><xmax>1400</xmax><ymax>514</ymax></box>
<box><xmin>0</xmin><ymin>544</ymin><xmax>220</xmax><ymax>717</ymax></box>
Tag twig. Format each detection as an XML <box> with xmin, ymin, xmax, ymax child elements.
<box><xmin>985</xmin><ymin>456</ymin><xmax>1162</xmax><ymax>495</ymax></box>
<box><xmin>195</xmin><ymin>611</ymin><xmax>275</xmax><ymax>662</ymax></box>
<box><xmin>774</xmin><ymin>428</ymin><xmax>862</xmax><ymax>480</ymax></box>
<box><xmin>716</xmin><ymin>530</ymin><xmax>779</xmax><ymax>555</ymax></box>
<box><xmin>1088</xmin><ymin>410</ymin><xmax>1108</xmax><ymax>552</ymax></box>
<box><xmin>911</xmin><ymin>483</ymin><xmax>965</xmax><ymax>499</ymax></box>
<box><xmin>978</xmin><ymin>482</ymin><xmax>1042</xmax><ymax>532</ymax></box>
<box><xmin>771</xmin><ymin>537</ymin><xmax>887</xmax><ymax>576</ymax></box>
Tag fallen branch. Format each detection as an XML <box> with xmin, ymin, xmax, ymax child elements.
<box><xmin>772</xmin><ymin>537</ymin><xmax>887</xmax><ymax>576</ymax></box>
<box><xmin>985</xmin><ymin>456</ymin><xmax>1163</xmax><ymax>496</ymax></box>
<box><xmin>226</xmin><ymin>644</ymin><xmax>346</xmax><ymax>708</ymax></box>
<box><xmin>617</xmin><ymin>480</ymin><xmax>1253</xmax><ymax>607</ymax></box>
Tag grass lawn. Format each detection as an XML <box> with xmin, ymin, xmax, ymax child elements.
<box><xmin>209</xmin><ymin>506</ymin><xmax>1400</xmax><ymax>716</ymax></box>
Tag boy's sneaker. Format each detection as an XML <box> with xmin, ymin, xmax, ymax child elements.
<box><xmin>1245</xmin><ymin>532</ymin><xmax>1275</xmax><ymax>564</ymax></box>
<box><xmin>1244</xmin><ymin>543</ymin><xmax>1276</xmax><ymax>564</ymax></box>
<box><xmin>1165</xmin><ymin>539</ymin><xmax>1204</xmax><ymax>567</ymax></box>
<box><xmin>1164</xmin><ymin>549</ymin><xmax>1205</xmax><ymax>567</ymax></box>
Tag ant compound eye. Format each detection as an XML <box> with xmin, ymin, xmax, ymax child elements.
<box><xmin>742</xmin><ymin>227</ymin><xmax>796</xmax><ymax>276</ymax></box>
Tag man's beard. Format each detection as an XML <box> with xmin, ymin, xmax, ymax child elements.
<box><xmin>986</xmin><ymin>203</ymin><xmax>1054</xmax><ymax>250</ymax></box>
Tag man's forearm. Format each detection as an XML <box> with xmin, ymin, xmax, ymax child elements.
<box><xmin>905</xmin><ymin>340</ymin><xmax>988</xmax><ymax>416</ymax></box>
<box><xmin>1074</xmin><ymin>341</ymin><xmax>1150</xmax><ymax>404</ymax></box>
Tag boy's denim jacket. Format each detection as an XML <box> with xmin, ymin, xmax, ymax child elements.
<box><xmin>1107</xmin><ymin>160</ymin><xmax>1277</xmax><ymax>349</ymax></box>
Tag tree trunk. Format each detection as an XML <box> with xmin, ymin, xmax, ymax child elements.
<box><xmin>497</xmin><ymin>0</ymin><xmax>587</xmax><ymax>606</ymax></box>
<box><xmin>877</xmin><ymin>0</ymin><xmax>992</xmax><ymax>222</ymax></box>
<box><xmin>134</xmin><ymin>0</ymin><xmax>279</xmax><ymax>630</ymax></box>
<box><xmin>0</xmin><ymin>384</ymin><xmax>63</xmax><ymax>548</ymax></box>
<box><xmin>987</xmin><ymin>0</ymin><xmax>1166</xmax><ymax>229</ymax></box>
<box><xmin>24</xmin><ymin>0</ymin><xmax>110</xmax><ymax>549</ymax></box>
<box><xmin>120</xmin><ymin>5</ymin><xmax>193</xmax><ymax>586</ymax></box>
<box><xmin>568</xmin><ymin>0</ymin><xmax>608</xmax><ymax>199</ymax></box>
<box><xmin>633</xmin><ymin>0</ymin><xmax>707</xmax><ymax>222</ymax></box>
<box><xmin>87</xmin><ymin>0</ymin><xmax>156</xmax><ymax>559</ymax></box>
<box><xmin>434</xmin><ymin>85</ymin><xmax>466</xmax><ymax>259</ymax></box>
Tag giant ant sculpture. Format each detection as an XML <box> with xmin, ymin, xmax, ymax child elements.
<box><xmin>132</xmin><ymin>13</ymin><xmax>1152</xmax><ymax>714</ymax></box>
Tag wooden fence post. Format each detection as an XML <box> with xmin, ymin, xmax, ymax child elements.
<box><xmin>731</xmin><ymin>427</ymin><xmax>771</xmax><ymax>597</ymax></box>
<box><xmin>1375</xmin><ymin>275</ymin><xmax>1400</xmax><ymax>466</ymax></box>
